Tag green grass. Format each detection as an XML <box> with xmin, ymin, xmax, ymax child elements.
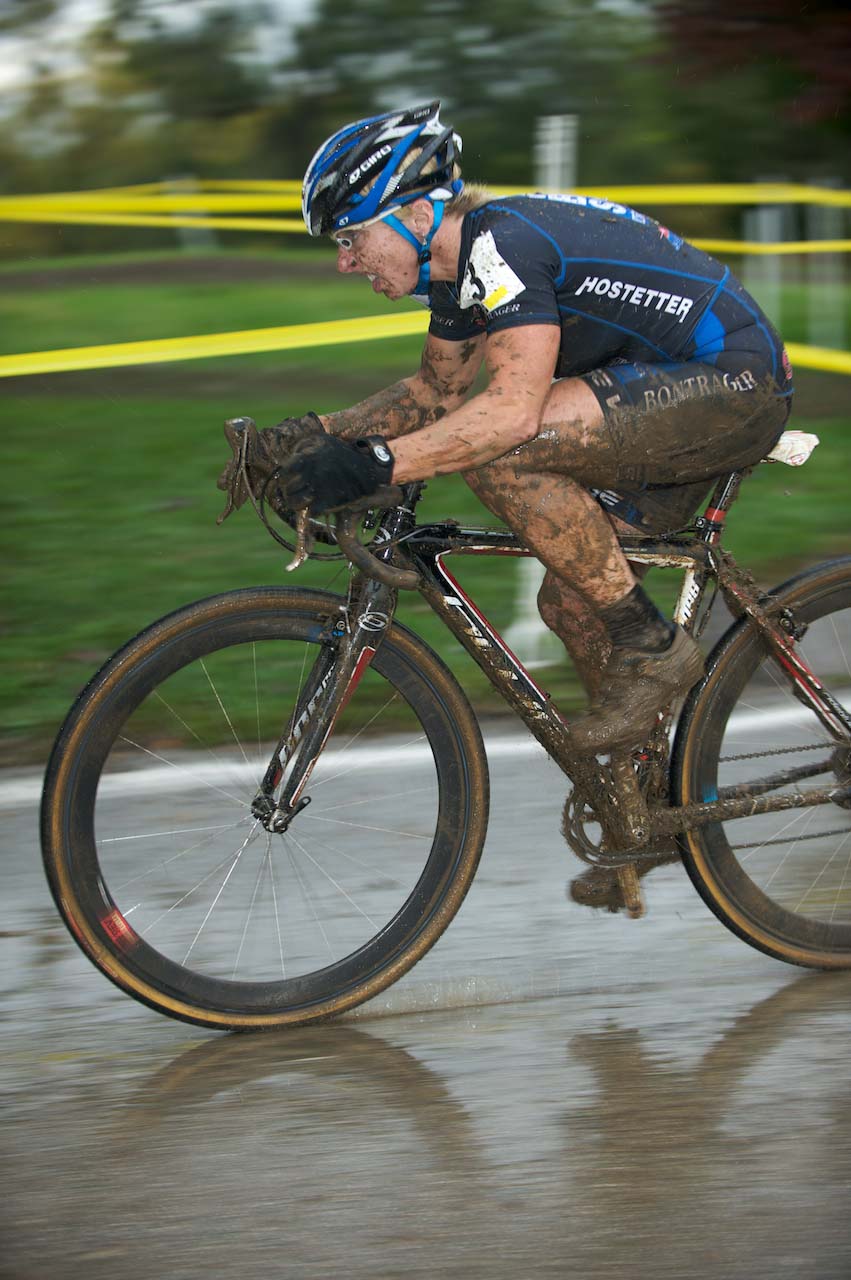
<box><xmin>0</xmin><ymin>255</ymin><xmax>419</xmax><ymax>356</ymax></box>
<box><xmin>2</xmin><ymin>250</ymin><xmax>850</xmax><ymax>762</ymax></box>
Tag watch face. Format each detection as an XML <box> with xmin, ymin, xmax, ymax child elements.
<box><xmin>374</xmin><ymin>444</ymin><xmax>392</xmax><ymax>464</ymax></box>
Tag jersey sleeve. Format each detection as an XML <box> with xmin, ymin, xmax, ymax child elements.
<box><xmin>459</xmin><ymin>208</ymin><xmax>563</xmax><ymax>335</ymax></box>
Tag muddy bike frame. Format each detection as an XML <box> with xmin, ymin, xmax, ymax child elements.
<box><xmin>253</xmin><ymin>469</ymin><xmax>851</xmax><ymax>854</ymax></box>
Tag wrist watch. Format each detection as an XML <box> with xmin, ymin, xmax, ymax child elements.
<box><xmin>356</xmin><ymin>435</ymin><xmax>395</xmax><ymax>474</ymax></box>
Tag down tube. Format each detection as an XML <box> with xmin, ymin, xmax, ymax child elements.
<box><xmin>416</xmin><ymin>553</ymin><xmax>577</xmax><ymax>772</ymax></box>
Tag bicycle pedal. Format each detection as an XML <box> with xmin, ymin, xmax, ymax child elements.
<box><xmin>616</xmin><ymin>865</ymin><xmax>646</xmax><ymax>919</ymax></box>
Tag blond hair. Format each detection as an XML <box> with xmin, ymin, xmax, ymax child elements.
<box><xmin>400</xmin><ymin>152</ymin><xmax>493</xmax><ymax>217</ymax></box>
<box><xmin>447</xmin><ymin>183</ymin><xmax>494</xmax><ymax>217</ymax></box>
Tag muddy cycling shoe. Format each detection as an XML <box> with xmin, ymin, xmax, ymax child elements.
<box><xmin>570</xmin><ymin>629</ymin><xmax>705</xmax><ymax>755</ymax></box>
<box><xmin>569</xmin><ymin>850</ymin><xmax>681</xmax><ymax>914</ymax></box>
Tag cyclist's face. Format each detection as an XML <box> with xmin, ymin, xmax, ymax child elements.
<box><xmin>332</xmin><ymin>220</ymin><xmax>419</xmax><ymax>300</ymax></box>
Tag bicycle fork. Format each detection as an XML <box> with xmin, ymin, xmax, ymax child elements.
<box><xmin>251</xmin><ymin>576</ymin><xmax>397</xmax><ymax>833</ymax></box>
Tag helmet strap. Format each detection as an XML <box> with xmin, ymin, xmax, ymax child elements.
<box><xmin>381</xmin><ymin>199</ymin><xmax>445</xmax><ymax>295</ymax></box>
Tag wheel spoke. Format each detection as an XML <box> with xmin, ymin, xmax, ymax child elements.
<box><xmin>285</xmin><ymin>840</ymin><xmax>335</xmax><ymax>963</ymax></box>
<box><xmin>283</xmin><ymin>825</ymin><xmax>410</xmax><ymax>890</ymax></box>
<box><xmin>182</xmin><ymin>824</ymin><xmax>261</xmax><ymax>963</ymax></box>
<box><xmin>150</xmin><ymin>688</ymin><xmax>254</xmax><ymax>795</ymax></box>
<box><xmin>232</xmin><ymin>843</ymin><xmax>272</xmax><ymax>979</ymax></box>
<box><xmin>199</xmin><ymin>657</ymin><xmax>254</xmax><ymax>772</ymax></box>
<box><xmin>116</xmin><ymin>735</ymin><xmax>250</xmax><ymax>807</ymax></box>
<box><xmin>284</xmin><ymin>829</ymin><xmax>380</xmax><ymax>929</ymax></box>
<box><xmin>112</xmin><ymin>819</ymin><xmax>249</xmax><ymax>892</ymax></box>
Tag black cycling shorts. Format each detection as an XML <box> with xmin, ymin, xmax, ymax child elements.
<box><xmin>579</xmin><ymin>335</ymin><xmax>794</xmax><ymax>532</ymax></box>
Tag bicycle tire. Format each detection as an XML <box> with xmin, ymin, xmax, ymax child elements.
<box><xmin>673</xmin><ymin>556</ymin><xmax>851</xmax><ymax>968</ymax></box>
<box><xmin>41</xmin><ymin>587</ymin><xmax>489</xmax><ymax>1029</ymax></box>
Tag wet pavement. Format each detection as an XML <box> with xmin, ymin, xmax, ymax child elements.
<box><xmin>3</xmin><ymin>734</ymin><xmax>851</xmax><ymax>1279</ymax></box>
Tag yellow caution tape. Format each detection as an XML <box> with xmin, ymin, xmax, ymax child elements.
<box><xmin>490</xmin><ymin>183</ymin><xmax>851</xmax><ymax>207</ymax></box>
<box><xmin>1</xmin><ymin>313</ymin><xmax>848</xmax><ymax>379</ymax></box>
<box><xmin>785</xmin><ymin>342</ymin><xmax>851</xmax><ymax>376</ymax></box>
<box><xmin>2</xmin><ymin>178</ymin><xmax>850</xmax><ymax>251</ymax></box>
<box><xmin>0</xmin><ymin>207</ymin><xmax>304</xmax><ymax>233</ymax></box>
<box><xmin>197</xmin><ymin>179</ymin><xmax>302</xmax><ymax>193</ymax></box>
<box><xmin>1</xmin><ymin>205</ymin><xmax>848</xmax><ymax>255</ymax></box>
<box><xmin>693</xmin><ymin>239</ymin><xmax>851</xmax><ymax>256</ymax></box>
<box><xmin>0</xmin><ymin>192</ymin><xmax>301</xmax><ymax>212</ymax></box>
<box><xmin>337</xmin><ymin>179</ymin><xmax>851</xmax><ymax>206</ymax></box>
<box><xmin>0</xmin><ymin>312</ymin><xmax>430</xmax><ymax>377</ymax></box>
<box><xmin>3</xmin><ymin>179</ymin><xmax>302</xmax><ymax>201</ymax></box>
<box><xmin>4</xmin><ymin>179</ymin><xmax>850</xmax><ymax>209</ymax></box>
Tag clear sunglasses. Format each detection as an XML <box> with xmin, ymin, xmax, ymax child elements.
<box><xmin>331</xmin><ymin>208</ymin><xmax>401</xmax><ymax>252</ymax></box>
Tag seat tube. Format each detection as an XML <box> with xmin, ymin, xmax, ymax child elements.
<box><xmin>695</xmin><ymin>469</ymin><xmax>748</xmax><ymax>546</ymax></box>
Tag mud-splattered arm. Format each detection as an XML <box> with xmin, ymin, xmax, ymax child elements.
<box><xmin>318</xmin><ymin>332</ymin><xmax>485</xmax><ymax>442</ymax></box>
<box><xmin>390</xmin><ymin>324</ymin><xmax>561</xmax><ymax>483</ymax></box>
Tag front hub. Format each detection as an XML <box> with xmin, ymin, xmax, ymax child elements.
<box><xmin>252</xmin><ymin>792</ymin><xmax>312</xmax><ymax>832</ymax></box>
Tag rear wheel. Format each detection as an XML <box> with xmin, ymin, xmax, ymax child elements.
<box><xmin>674</xmin><ymin>558</ymin><xmax>851</xmax><ymax>968</ymax></box>
<box><xmin>41</xmin><ymin>588</ymin><xmax>489</xmax><ymax>1029</ymax></box>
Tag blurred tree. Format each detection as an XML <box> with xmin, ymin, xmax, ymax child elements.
<box><xmin>107</xmin><ymin>1</ymin><xmax>270</xmax><ymax>121</ymax></box>
<box><xmin>0</xmin><ymin>0</ymin><xmax>60</xmax><ymax>32</ymax></box>
<box><xmin>286</xmin><ymin>0</ymin><xmax>671</xmax><ymax>186</ymax></box>
<box><xmin>286</xmin><ymin>0</ymin><xmax>850</xmax><ymax>189</ymax></box>
<box><xmin>656</xmin><ymin>1</ymin><xmax>850</xmax><ymax>179</ymax></box>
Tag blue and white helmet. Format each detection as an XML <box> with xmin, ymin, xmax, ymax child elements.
<box><xmin>301</xmin><ymin>102</ymin><xmax>463</xmax><ymax>238</ymax></box>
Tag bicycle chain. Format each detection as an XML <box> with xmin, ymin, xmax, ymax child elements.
<box><xmin>720</xmin><ymin>741</ymin><xmax>830</xmax><ymax>763</ymax></box>
<box><xmin>731</xmin><ymin>827</ymin><xmax>851</xmax><ymax>851</ymax></box>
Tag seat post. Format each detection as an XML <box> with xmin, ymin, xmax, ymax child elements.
<box><xmin>694</xmin><ymin>468</ymin><xmax>752</xmax><ymax>545</ymax></box>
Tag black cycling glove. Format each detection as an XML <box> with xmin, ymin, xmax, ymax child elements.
<box><xmin>281</xmin><ymin>434</ymin><xmax>395</xmax><ymax>515</ymax></box>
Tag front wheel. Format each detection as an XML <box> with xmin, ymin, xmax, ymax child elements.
<box><xmin>41</xmin><ymin>588</ymin><xmax>489</xmax><ymax>1030</ymax></box>
<box><xmin>673</xmin><ymin>557</ymin><xmax>851</xmax><ymax>968</ymax></box>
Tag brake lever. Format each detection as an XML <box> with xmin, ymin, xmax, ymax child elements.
<box><xmin>283</xmin><ymin>487</ymin><xmax>419</xmax><ymax>589</ymax></box>
<box><xmin>285</xmin><ymin>508</ymin><xmax>313</xmax><ymax>573</ymax></box>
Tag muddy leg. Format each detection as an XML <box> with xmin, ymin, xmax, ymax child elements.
<box><xmin>536</xmin><ymin>571</ymin><xmax>610</xmax><ymax>699</ymax></box>
<box><xmin>464</xmin><ymin>459</ymin><xmax>636</xmax><ymax>607</ymax></box>
<box><xmin>463</xmin><ymin>390</ymin><xmax>650</xmax><ymax>698</ymax></box>
<box><xmin>463</xmin><ymin>457</ymin><xmax>632</xmax><ymax>700</ymax></box>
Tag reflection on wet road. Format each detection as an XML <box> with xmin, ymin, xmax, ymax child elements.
<box><xmin>3</xmin><ymin>738</ymin><xmax>851</xmax><ymax>1278</ymax></box>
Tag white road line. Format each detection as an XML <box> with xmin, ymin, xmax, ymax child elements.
<box><xmin>6</xmin><ymin>695</ymin><xmax>847</xmax><ymax>810</ymax></box>
<box><xmin>3</xmin><ymin>736</ymin><xmax>545</xmax><ymax>809</ymax></box>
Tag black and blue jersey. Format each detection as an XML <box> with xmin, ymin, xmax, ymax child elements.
<box><xmin>425</xmin><ymin>194</ymin><xmax>787</xmax><ymax>385</ymax></box>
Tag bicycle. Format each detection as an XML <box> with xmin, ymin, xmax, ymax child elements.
<box><xmin>41</xmin><ymin>419</ymin><xmax>851</xmax><ymax>1030</ymax></box>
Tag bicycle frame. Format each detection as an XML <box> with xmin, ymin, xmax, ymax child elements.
<box><xmin>263</xmin><ymin>473</ymin><xmax>851</xmax><ymax>850</ymax></box>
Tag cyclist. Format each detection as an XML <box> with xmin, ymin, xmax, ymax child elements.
<box><xmin>219</xmin><ymin>102</ymin><xmax>793</xmax><ymax>894</ymax></box>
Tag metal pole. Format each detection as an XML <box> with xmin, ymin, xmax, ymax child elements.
<box><xmin>534</xmin><ymin>114</ymin><xmax>578</xmax><ymax>192</ymax></box>
<box><xmin>165</xmin><ymin>174</ymin><xmax>217</xmax><ymax>252</ymax></box>
<box><xmin>807</xmin><ymin>178</ymin><xmax>845</xmax><ymax>350</ymax></box>
<box><xmin>742</xmin><ymin>176</ymin><xmax>784</xmax><ymax>327</ymax></box>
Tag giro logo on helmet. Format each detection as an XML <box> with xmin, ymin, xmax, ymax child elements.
<box><xmin>348</xmin><ymin>145</ymin><xmax>393</xmax><ymax>186</ymax></box>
